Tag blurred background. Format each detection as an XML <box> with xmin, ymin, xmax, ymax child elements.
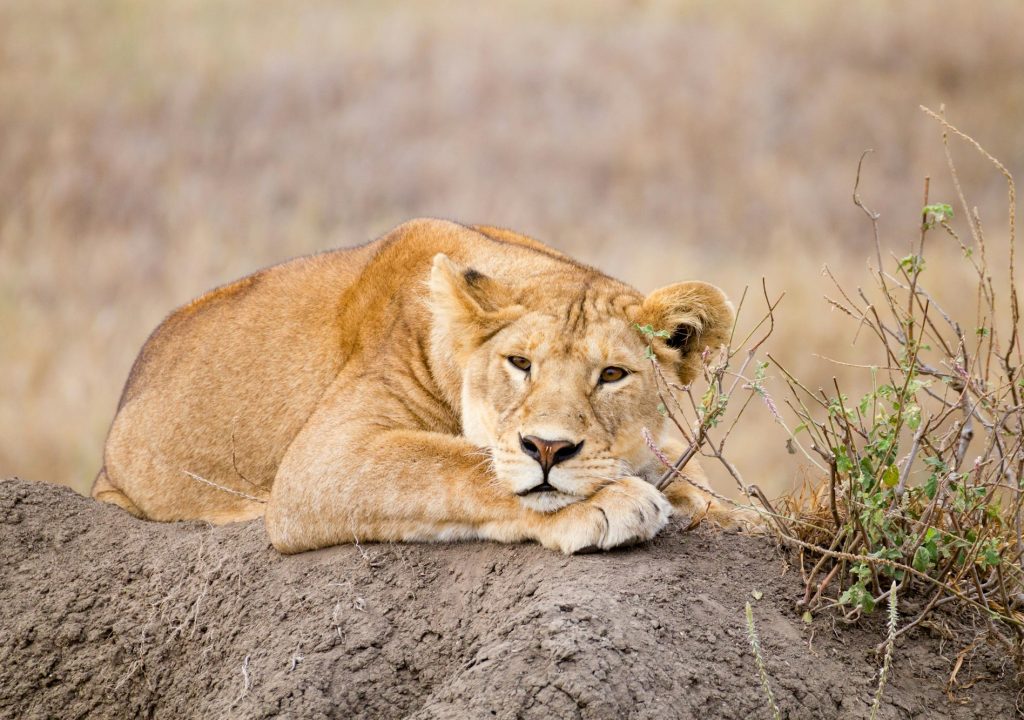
<box><xmin>3</xmin><ymin>0</ymin><xmax>1023</xmax><ymax>499</ymax></box>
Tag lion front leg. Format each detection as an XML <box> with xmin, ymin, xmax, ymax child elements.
<box><xmin>265</xmin><ymin>425</ymin><xmax>525</xmax><ymax>553</ymax></box>
<box><xmin>265</xmin><ymin>419</ymin><xmax>673</xmax><ymax>554</ymax></box>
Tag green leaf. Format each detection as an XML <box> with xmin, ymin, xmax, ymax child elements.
<box><xmin>836</xmin><ymin>447</ymin><xmax>854</xmax><ymax>475</ymax></box>
<box><xmin>905</xmin><ymin>405</ymin><xmax>921</xmax><ymax>430</ymax></box>
<box><xmin>899</xmin><ymin>254</ymin><xmax>926</xmax><ymax>273</ymax></box>
<box><xmin>913</xmin><ymin>545</ymin><xmax>933</xmax><ymax>573</ymax></box>
<box><xmin>922</xmin><ymin>202</ymin><xmax>954</xmax><ymax>220</ymax></box>
<box><xmin>981</xmin><ymin>540</ymin><xmax>1001</xmax><ymax>567</ymax></box>
<box><xmin>881</xmin><ymin>464</ymin><xmax>900</xmax><ymax>488</ymax></box>
<box><xmin>985</xmin><ymin>503</ymin><xmax>1002</xmax><ymax>524</ymax></box>
<box><xmin>633</xmin><ymin>322</ymin><xmax>670</xmax><ymax>339</ymax></box>
<box><xmin>922</xmin><ymin>203</ymin><xmax>954</xmax><ymax>229</ymax></box>
<box><xmin>860</xmin><ymin>592</ymin><xmax>876</xmax><ymax>614</ymax></box>
<box><xmin>754</xmin><ymin>361</ymin><xmax>769</xmax><ymax>381</ymax></box>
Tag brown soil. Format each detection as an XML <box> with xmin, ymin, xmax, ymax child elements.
<box><xmin>1</xmin><ymin>478</ymin><xmax>1019</xmax><ymax>719</ymax></box>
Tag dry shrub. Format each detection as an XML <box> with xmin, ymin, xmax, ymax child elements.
<box><xmin>650</xmin><ymin>107</ymin><xmax>1024</xmax><ymax>678</ymax></box>
<box><xmin>783</xmin><ymin>108</ymin><xmax>1023</xmax><ymax>663</ymax></box>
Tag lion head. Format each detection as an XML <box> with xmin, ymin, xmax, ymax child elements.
<box><xmin>429</xmin><ymin>253</ymin><xmax>733</xmax><ymax>513</ymax></box>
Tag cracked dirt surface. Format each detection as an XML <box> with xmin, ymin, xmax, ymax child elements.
<box><xmin>0</xmin><ymin>478</ymin><xmax>1019</xmax><ymax>719</ymax></box>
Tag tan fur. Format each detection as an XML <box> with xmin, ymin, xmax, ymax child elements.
<box><xmin>94</xmin><ymin>218</ymin><xmax>752</xmax><ymax>553</ymax></box>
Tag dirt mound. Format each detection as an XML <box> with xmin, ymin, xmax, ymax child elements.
<box><xmin>0</xmin><ymin>478</ymin><xmax>1018</xmax><ymax>719</ymax></box>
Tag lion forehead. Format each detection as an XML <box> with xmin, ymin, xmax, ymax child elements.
<box><xmin>497</xmin><ymin>296</ymin><xmax>647</xmax><ymax>364</ymax></box>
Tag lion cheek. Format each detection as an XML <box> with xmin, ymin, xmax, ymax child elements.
<box><xmin>459</xmin><ymin>381</ymin><xmax>500</xmax><ymax>448</ymax></box>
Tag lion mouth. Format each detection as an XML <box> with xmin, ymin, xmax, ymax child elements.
<box><xmin>518</xmin><ymin>481</ymin><xmax>557</xmax><ymax>495</ymax></box>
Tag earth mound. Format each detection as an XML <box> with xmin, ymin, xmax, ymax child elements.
<box><xmin>0</xmin><ymin>478</ymin><xmax>1017</xmax><ymax>719</ymax></box>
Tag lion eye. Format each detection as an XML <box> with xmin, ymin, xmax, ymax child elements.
<box><xmin>599</xmin><ymin>366</ymin><xmax>628</xmax><ymax>384</ymax></box>
<box><xmin>507</xmin><ymin>355</ymin><xmax>532</xmax><ymax>372</ymax></box>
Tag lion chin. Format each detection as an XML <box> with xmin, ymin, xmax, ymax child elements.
<box><xmin>92</xmin><ymin>217</ymin><xmax>754</xmax><ymax>554</ymax></box>
<box><xmin>517</xmin><ymin>491</ymin><xmax>582</xmax><ymax>514</ymax></box>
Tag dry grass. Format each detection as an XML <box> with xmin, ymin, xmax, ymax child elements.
<box><xmin>2</xmin><ymin>0</ymin><xmax>1023</xmax><ymax>496</ymax></box>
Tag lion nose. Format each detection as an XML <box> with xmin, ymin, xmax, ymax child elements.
<box><xmin>519</xmin><ymin>435</ymin><xmax>584</xmax><ymax>475</ymax></box>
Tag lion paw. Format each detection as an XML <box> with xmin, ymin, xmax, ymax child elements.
<box><xmin>539</xmin><ymin>477</ymin><xmax>672</xmax><ymax>554</ymax></box>
<box><xmin>707</xmin><ymin>505</ymin><xmax>766</xmax><ymax>533</ymax></box>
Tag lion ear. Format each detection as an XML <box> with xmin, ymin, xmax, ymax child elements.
<box><xmin>636</xmin><ymin>281</ymin><xmax>734</xmax><ymax>384</ymax></box>
<box><xmin>428</xmin><ymin>253</ymin><xmax>522</xmax><ymax>360</ymax></box>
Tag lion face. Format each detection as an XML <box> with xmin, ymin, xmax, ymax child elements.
<box><xmin>462</xmin><ymin>309</ymin><xmax>664</xmax><ymax>512</ymax></box>
<box><xmin>429</xmin><ymin>253</ymin><xmax>732</xmax><ymax>513</ymax></box>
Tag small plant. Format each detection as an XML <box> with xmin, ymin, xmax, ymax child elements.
<box><xmin>770</xmin><ymin>107</ymin><xmax>1024</xmax><ymax>676</ymax></box>
<box><xmin>745</xmin><ymin>601</ymin><xmax>782</xmax><ymax>720</ymax></box>
<box><xmin>870</xmin><ymin>581</ymin><xmax>899</xmax><ymax>720</ymax></box>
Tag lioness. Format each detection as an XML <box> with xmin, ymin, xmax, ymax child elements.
<box><xmin>93</xmin><ymin>219</ymin><xmax>746</xmax><ymax>553</ymax></box>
